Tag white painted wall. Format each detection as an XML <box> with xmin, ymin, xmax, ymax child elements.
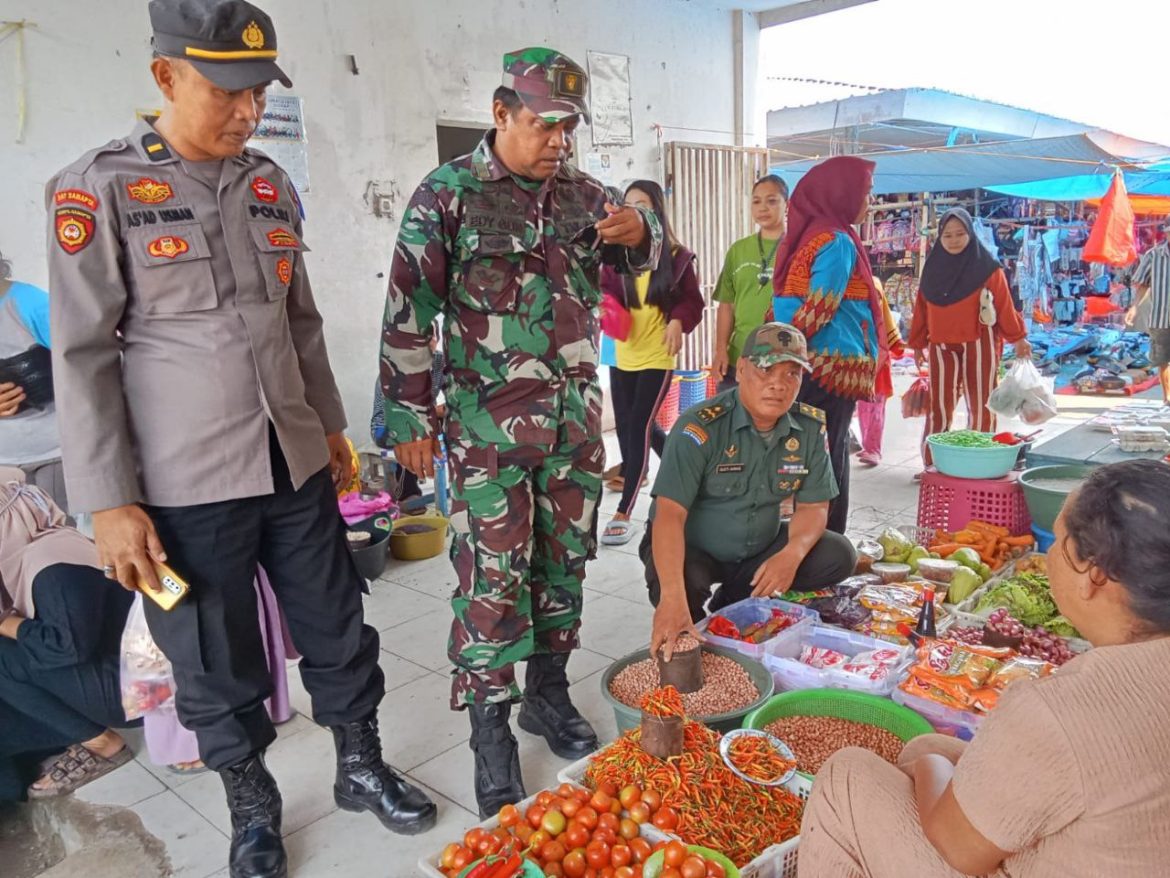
<box><xmin>0</xmin><ymin>0</ymin><xmax>756</xmax><ymax>438</ymax></box>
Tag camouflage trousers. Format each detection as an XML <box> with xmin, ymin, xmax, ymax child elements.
<box><xmin>447</xmin><ymin>438</ymin><xmax>604</xmax><ymax>709</ymax></box>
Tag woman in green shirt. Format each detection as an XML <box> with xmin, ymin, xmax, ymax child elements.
<box><xmin>711</xmin><ymin>175</ymin><xmax>789</xmax><ymax>389</ymax></box>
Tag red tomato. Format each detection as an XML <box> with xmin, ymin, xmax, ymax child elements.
<box><xmin>463</xmin><ymin>828</ymin><xmax>484</xmax><ymax>851</ymax></box>
<box><xmin>542</xmin><ymin>810</ymin><xmax>567</xmax><ymax>837</ymax></box>
<box><xmin>627</xmin><ymin>801</ymin><xmax>651</xmax><ymax>825</ymax></box>
<box><xmin>614</xmin><ymin>869</ymin><xmax>635</xmax><ymax>878</ymax></box>
<box><xmin>705</xmin><ymin>862</ymin><xmax>726</xmax><ymax>878</ymax></box>
<box><xmin>564</xmin><ymin>822</ymin><xmax>590</xmax><ymax>850</ymax></box>
<box><xmin>497</xmin><ymin>803</ymin><xmax>520</xmax><ymax>827</ymax></box>
<box><xmin>598</xmin><ymin>812</ymin><xmax>620</xmax><ymax>833</ymax></box>
<box><xmin>530</xmin><ymin>830</ymin><xmax>551</xmax><ymax>851</ymax></box>
<box><xmin>610</xmin><ymin>844</ymin><xmax>632</xmax><ymax>868</ymax></box>
<box><xmin>528</xmin><ymin>805</ymin><xmax>547</xmax><ymax>829</ymax></box>
<box><xmin>679</xmin><ymin>856</ymin><xmax>707</xmax><ymax>878</ymax></box>
<box><xmin>545</xmin><ymin>865</ymin><xmax>564</xmax><ymax>878</ymax></box>
<box><xmin>617</xmin><ymin>784</ymin><xmax>641</xmax><ymax>810</ymax></box>
<box><xmin>563</xmin><ymin>850</ymin><xmax>588</xmax><ymax>878</ymax></box>
<box><xmin>537</xmin><ymin>791</ymin><xmax>555</xmax><ymax>808</ymax></box>
<box><xmin>576</xmin><ymin>807</ymin><xmax>599</xmax><ymax>831</ymax></box>
<box><xmin>542</xmin><ymin>840</ymin><xmax>567</xmax><ymax>863</ymax></box>
<box><xmin>562</xmin><ymin>798</ymin><xmax>582</xmax><ymax>818</ymax></box>
<box><xmin>652</xmin><ymin>840</ymin><xmax>670</xmax><ymax>853</ymax></box>
<box><xmin>573</xmin><ymin>787</ymin><xmax>591</xmax><ymax>804</ymax></box>
<box><xmin>558</xmin><ymin>783</ymin><xmax>578</xmax><ymax>799</ymax></box>
<box><xmin>640</xmin><ymin>789</ymin><xmax>662</xmax><ymax>813</ymax></box>
<box><xmin>450</xmin><ymin>847</ymin><xmax>473</xmax><ymax>870</ymax></box>
<box><xmin>585</xmin><ymin>841</ymin><xmax>611</xmax><ymax>869</ymax></box>
<box><xmin>601</xmin><ymin>869</ymin><xmax>615</xmax><ymax>878</ymax></box>
<box><xmin>663</xmin><ymin>841</ymin><xmax>688</xmax><ymax>868</ymax></box>
<box><xmin>591</xmin><ymin>828</ymin><xmax>617</xmax><ymax>847</ymax></box>
<box><xmin>515</xmin><ymin>824</ymin><xmax>534</xmax><ymax>844</ymax></box>
<box><xmin>661</xmin><ymin>870</ymin><xmax>682</xmax><ymax>878</ymax></box>
<box><xmin>628</xmin><ymin>838</ymin><xmax>652</xmax><ymax>863</ymax></box>
<box><xmin>476</xmin><ymin>833</ymin><xmax>502</xmax><ymax>856</ymax></box>
<box><xmin>652</xmin><ymin>806</ymin><xmax>680</xmax><ymax>832</ymax></box>
<box><xmin>439</xmin><ymin>843</ymin><xmax>460</xmax><ymax>869</ymax></box>
<box><xmin>618</xmin><ymin>818</ymin><xmax>639</xmax><ymax>841</ymax></box>
<box><xmin>598</xmin><ymin>780</ymin><xmax>619</xmax><ymax>798</ymax></box>
<box><xmin>590</xmin><ymin>790</ymin><xmax>612</xmax><ymax>813</ymax></box>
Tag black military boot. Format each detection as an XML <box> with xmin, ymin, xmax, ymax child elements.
<box><xmin>469</xmin><ymin>702</ymin><xmax>526</xmax><ymax>819</ymax></box>
<box><xmin>517</xmin><ymin>652</ymin><xmax>599</xmax><ymax>759</ymax></box>
<box><xmin>332</xmin><ymin>715</ymin><xmax>438</xmax><ymax>835</ymax></box>
<box><xmin>220</xmin><ymin>754</ymin><xmax>286</xmax><ymax>878</ymax></box>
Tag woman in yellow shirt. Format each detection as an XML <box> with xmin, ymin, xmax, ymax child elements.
<box><xmin>600</xmin><ymin>181</ymin><xmax>704</xmax><ymax>546</ymax></box>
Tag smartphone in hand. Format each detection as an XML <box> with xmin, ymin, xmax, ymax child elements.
<box><xmin>139</xmin><ymin>561</ymin><xmax>190</xmax><ymax>611</ymax></box>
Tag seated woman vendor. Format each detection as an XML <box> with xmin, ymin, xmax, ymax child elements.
<box><xmin>0</xmin><ymin>469</ymin><xmax>136</xmax><ymax>802</ymax></box>
<box><xmin>798</xmin><ymin>458</ymin><xmax>1170</xmax><ymax>877</ymax></box>
<box><xmin>644</xmin><ymin>323</ymin><xmax>857</xmax><ymax>657</ymax></box>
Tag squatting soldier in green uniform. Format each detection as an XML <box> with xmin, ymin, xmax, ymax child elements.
<box><xmin>380</xmin><ymin>47</ymin><xmax>662</xmax><ymax>816</ymax></box>
<box><xmin>645</xmin><ymin>323</ymin><xmax>858</xmax><ymax>659</ymax></box>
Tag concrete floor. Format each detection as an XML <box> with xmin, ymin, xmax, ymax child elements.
<box><xmin>4</xmin><ymin>374</ymin><xmax>1124</xmax><ymax>877</ymax></box>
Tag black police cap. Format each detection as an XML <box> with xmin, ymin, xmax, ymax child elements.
<box><xmin>149</xmin><ymin>0</ymin><xmax>292</xmax><ymax>90</ymax></box>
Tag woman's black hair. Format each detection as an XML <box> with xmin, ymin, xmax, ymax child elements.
<box><xmin>752</xmin><ymin>174</ymin><xmax>790</xmax><ymax>200</ymax></box>
<box><xmin>1061</xmin><ymin>459</ymin><xmax>1170</xmax><ymax>633</ymax></box>
<box><xmin>622</xmin><ymin>180</ymin><xmax>683</xmax><ymax>312</ymax></box>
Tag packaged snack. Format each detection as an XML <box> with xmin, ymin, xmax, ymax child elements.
<box><xmin>840</xmin><ymin>648</ymin><xmax>904</xmax><ymax>682</ymax></box>
<box><xmin>799</xmin><ymin>645</ymin><xmax>848</xmax><ymax>669</ymax></box>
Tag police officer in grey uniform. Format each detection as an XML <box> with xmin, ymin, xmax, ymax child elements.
<box><xmin>46</xmin><ymin>2</ymin><xmax>435</xmax><ymax>876</ymax></box>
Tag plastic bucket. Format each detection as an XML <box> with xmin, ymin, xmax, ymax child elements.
<box><xmin>600</xmin><ymin>644</ymin><xmax>774</xmax><ymax>734</ymax></box>
<box><xmin>926</xmin><ymin>434</ymin><xmax>1020</xmax><ymax>479</ymax></box>
<box><xmin>1031</xmin><ymin>525</ymin><xmax>1055</xmax><ymax>553</ymax></box>
<box><xmin>1019</xmin><ymin>464</ymin><xmax>1093</xmax><ymax>531</ymax></box>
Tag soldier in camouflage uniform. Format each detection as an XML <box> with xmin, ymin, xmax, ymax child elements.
<box><xmin>380</xmin><ymin>47</ymin><xmax>662</xmax><ymax>817</ymax></box>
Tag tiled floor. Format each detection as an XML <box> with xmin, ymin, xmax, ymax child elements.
<box><xmin>52</xmin><ymin>375</ymin><xmax>1109</xmax><ymax>876</ymax></box>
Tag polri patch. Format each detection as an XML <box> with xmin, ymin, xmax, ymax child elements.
<box><xmin>55</xmin><ymin>188</ymin><xmax>99</xmax><ymax>211</ymax></box>
<box><xmin>683</xmin><ymin>423</ymin><xmax>708</xmax><ymax>446</ymax></box>
<box><xmin>266</xmin><ymin>227</ymin><xmax>298</xmax><ymax>248</ymax></box>
<box><xmin>275</xmin><ymin>256</ymin><xmax>293</xmax><ymax>286</ymax></box>
<box><xmin>127</xmin><ymin>177</ymin><xmax>174</xmax><ymax>204</ymax></box>
<box><xmin>716</xmin><ymin>463</ymin><xmax>744</xmax><ymax>474</ymax></box>
<box><xmin>251</xmin><ymin>177</ymin><xmax>279</xmax><ymax>203</ymax></box>
<box><xmin>147</xmin><ymin>235</ymin><xmax>190</xmax><ymax>259</ymax></box>
<box><xmin>55</xmin><ymin>207</ymin><xmax>95</xmax><ymax>254</ymax></box>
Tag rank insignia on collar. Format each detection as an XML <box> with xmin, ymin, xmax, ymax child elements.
<box><xmin>251</xmin><ymin>176</ymin><xmax>279</xmax><ymax>203</ymax></box>
<box><xmin>785</xmin><ymin>437</ymin><xmax>800</xmax><ymax>452</ymax></box>
<box><xmin>147</xmin><ymin>235</ymin><xmax>189</xmax><ymax>259</ymax></box>
<box><xmin>266</xmin><ymin>228</ymin><xmax>297</xmax><ymax>248</ymax></box>
<box><xmin>275</xmin><ymin>256</ymin><xmax>292</xmax><ymax>286</ymax></box>
<box><xmin>55</xmin><ymin>208</ymin><xmax>95</xmax><ymax>254</ymax></box>
<box><xmin>697</xmin><ymin>404</ymin><xmax>726</xmax><ymax>423</ymax></box>
<box><xmin>724</xmin><ymin>444</ymin><xmax>737</xmax><ymax>459</ymax></box>
<box><xmin>127</xmin><ymin>177</ymin><xmax>174</xmax><ymax>204</ymax></box>
<box><xmin>141</xmin><ymin>133</ymin><xmax>172</xmax><ymax>162</ymax></box>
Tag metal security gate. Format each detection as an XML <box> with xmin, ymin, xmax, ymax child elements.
<box><xmin>664</xmin><ymin>142</ymin><xmax>771</xmax><ymax>371</ymax></box>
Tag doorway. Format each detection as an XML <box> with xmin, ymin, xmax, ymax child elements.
<box><xmin>436</xmin><ymin>123</ymin><xmax>487</xmax><ymax>164</ymax></box>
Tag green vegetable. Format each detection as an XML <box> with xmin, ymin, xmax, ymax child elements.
<box><xmin>1042</xmin><ymin>616</ymin><xmax>1081</xmax><ymax>638</ymax></box>
<box><xmin>948</xmin><ymin>567</ymin><xmax>983</xmax><ymax>604</ymax></box>
<box><xmin>977</xmin><ymin>563</ymin><xmax>993</xmax><ymax>583</ymax></box>
<box><xmin>950</xmin><ymin>547</ymin><xmax>982</xmax><ymax>571</ymax></box>
<box><xmin>930</xmin><ymin>430</ymin><xmax>1000</xmax><ymax>448</ymax></box>
<box><xmin>877</xmin><ymin>527</ymin><xmax>914</xmax><ymax>564</ymax></box>
<box><xmin>975</xmin><ymin>572</ymin><xmax>1057</xmax><ymax>626</ymax></box>
<box><xmin>907</xmin><ymin>546</ymin><xmax>930</xmax><ymax>573</ymax></box>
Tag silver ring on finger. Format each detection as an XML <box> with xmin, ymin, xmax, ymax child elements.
<box><xmin>102</xmin><ymin>565</ymin><xmax>117</xmax><ymax>578</ymax></box>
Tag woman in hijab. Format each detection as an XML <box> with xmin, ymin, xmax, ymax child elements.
<box><xmin>0</xmin><ymin>469</ymin><xmax>135</xmax><ymax>802</ymax></box>
<box><xmin>908</xmin><ymin>209</ymin><xmax>1031</xmax><ymax>467</ymax></box>
<box><xmin>772</xmin><ymin>156</ymin><xmax>885</xmax><ymax>534</ymax></box>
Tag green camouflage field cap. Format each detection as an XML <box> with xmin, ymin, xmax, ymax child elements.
<box><xmin>741</xmin><ymin>322</ymin><xmax>812</xmax><ymax>371</ymax></box>
<box><xmin>502</xmin><ymin>47</ymin><xmax>590</xmax><ymax>124</ymax></box>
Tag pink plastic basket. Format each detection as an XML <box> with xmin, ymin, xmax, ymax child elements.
<box><xmin>916</xmin><ymin>470</ymin><xmax>1032</xmax><ymax>536</ymax></box>
<box><xmin>655</xmin><ymin>378</ymin><xmax>681</xmax><ymax>431</ymax></box>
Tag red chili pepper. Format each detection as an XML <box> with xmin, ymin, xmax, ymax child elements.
<box><xmin>483</xmin><ymin>852</ymin><xmax>523</xmax><ymax>878</ymax></box>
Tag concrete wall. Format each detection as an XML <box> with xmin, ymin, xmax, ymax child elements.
<box><xmin>0</xmin><ymin>0</ymin><xmax>755</xmax><ymax>437</ymax></box>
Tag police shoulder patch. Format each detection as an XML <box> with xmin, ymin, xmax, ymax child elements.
<box><xmin>797</xmin><ymin>402</ymin><xmax>826</xmax><ymax>424</ymax></box>
<box><xmin>696</xmin><ymin>403</ymin><xmax>728</xmax><ymax>424</ymax></box>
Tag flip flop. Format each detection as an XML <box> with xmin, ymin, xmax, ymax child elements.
<box><xmin>166</xmin><ymin>760</ymin><xmax>208</xmax><ymax>776</ymax></box>
<box><xmin>602</xmin><ymin>464</ymin><xmax>623</xmax><ymax>481</ymax></box>
<box><xmin>600</xmin><ymin>518</ymin><xmax>636</xmax><ymax>546</ymax></box>
<box><xmin>27</xmin><ymin>743</ymin><xmax>134</xmax><ymax>799</ymax></box>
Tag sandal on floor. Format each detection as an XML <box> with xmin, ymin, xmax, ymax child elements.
<box><xmin>600</xmin><ymin>518</ymin><xmax>637</xmax><ymax>546</ymax></box>
<box><xmin>603</xmin><ymin>464</ymin><xmax>623</xmax><ymax>482</ymax></box>
<box><xmin>27</xmin><ymin>743</ymin><xmax>134</xmax><ymax>799</ymax></box>
<box><xmin>166</xmin><ymin>760</ymin><xmax>208</xmax><ymax>776</ymax></box>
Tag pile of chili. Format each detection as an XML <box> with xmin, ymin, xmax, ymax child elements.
<box><xmin>584</xmin><ymin>714</ymin><xmax>803</xmax><ymax>865</ymax></box>
<box><xmin>726</xmin><ymin>735</ymin><xmax>796</xmax><ymax>784</ymax></box>
<box><xmin>640</xmin><ymin>684</ymin><xmax>685</xmax><ymax>718</ymax></box>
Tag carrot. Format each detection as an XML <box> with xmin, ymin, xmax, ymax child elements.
<box><xmin>954</xmin><ymin>531</ymin><xmax>982</xmax><ymax>544</ymax></box>
<box><xmin>968</xmin><ymin>520</ymin><xmax>1009</xmax><ymax>537</ymax></box>
<box><xmin>931</xmin><ymin>543</ymin><xmax>962</xmax><ymax>557</ymax></box>
<box><xmin>1001</xmin><ymin>534</ymin><xmax>1036</xmax><ymax>547</ymax></box>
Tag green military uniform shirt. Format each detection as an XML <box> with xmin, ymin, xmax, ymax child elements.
<box><xmin>649</xmin><ymin>388</ymin><xmax>838</xmax><ymax>563</ymax></box>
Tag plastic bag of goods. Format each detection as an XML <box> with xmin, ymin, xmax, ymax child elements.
<box><xmin>987</xmin><ymin>359</ymin><xmax>1058</xmax><ymax>425</ymax></box>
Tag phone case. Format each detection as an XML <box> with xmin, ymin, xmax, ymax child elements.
<box><xmin>140</xmin><ymin>561</ymin><xmax>190</xmax><ymax>611</ymax></box>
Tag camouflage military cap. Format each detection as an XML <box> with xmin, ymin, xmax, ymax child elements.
<box><xmin>502</xmin><ymin>47</ymin><xmax>590</xmax><ymax>124</ymax></box>
<box><xmin>741</xmin><ymin>322</ymin><xmax>812</xmax><ymax>372</ymax></box>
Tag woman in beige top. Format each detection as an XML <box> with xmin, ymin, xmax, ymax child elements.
<box><xmin>798</xmin><ymin>458</ymin><xmax>1170</xmax><ymax>877</ymax></box>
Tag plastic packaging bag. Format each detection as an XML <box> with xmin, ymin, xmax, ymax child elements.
<box><xmin>600</xmin><ymin>292</ymin><xmax>631</xmax><ymax>342</ymax></box>
<box><xmin>987</xmin><ymin>359</ymin><xmax>1058</xmax><ymax>425</ymax></box>
<box><xmin>901</xmin><ymin>374</ymin><xmax>930</xmax><ymax>418</ymax></box>
<box><xmin>0</xmin><ymin>345</ymin><xmax>54</xmax><ymax>411</ymax></box>
<box><xmin>120</xmin><ymin>594</ymin><xmax>176</xmax><ymax>720</ymax></box>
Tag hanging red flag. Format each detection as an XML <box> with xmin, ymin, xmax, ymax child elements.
<box><xmin>1084</xmin><ymin>172</ymin><xmax>1137</xmax><ymax>266</ymax></box>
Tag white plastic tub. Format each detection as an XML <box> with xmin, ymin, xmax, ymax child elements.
<box><xmin>696</xmin><ymin>597</ymin><xmax>819</xmax><ymax>660</ymax></box>
<box><xmin>762</xmin><ymin>624</ymin><xmax>913</xmax><ymax>697</ymax></box>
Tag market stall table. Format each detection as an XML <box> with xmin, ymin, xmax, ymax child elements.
<box><xmin>1025</xmin><ymin>420</ymin><xmax>1169</xmax><ymax>468</ymax></box>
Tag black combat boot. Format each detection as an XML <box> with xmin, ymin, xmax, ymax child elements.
<box><xmin>517</xmin><ymin>652</ymin><xmax>599</xmax><ymax>759</ymax></box>
<box><xmin>469</xmin><ymin>702</ymin><xmax>526</xmax><ymax>819</ymax></box>
<box><xmin>220</xmin><ymin>754</ymin><xmax>286</xmax><ymax>878</ymax></box>
<box><xmin>332</xmin><ymin>715</ymin><xmax>438</xmax><ymax>835</ymax></box>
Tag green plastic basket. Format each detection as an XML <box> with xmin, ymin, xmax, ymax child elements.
<box><xmin>743</xmin><ymin>689</ymin><xmax>934</xmax><ymax>743</ymax></box>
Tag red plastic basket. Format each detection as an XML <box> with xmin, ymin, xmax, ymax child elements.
<box><xmin>916</xmin><ymin>470</ymin><xmax>1032</xmax><ymax>536</ymax></box>
<box><xmin>655</xmin><ymin>378</ymin><xmax>681</xmax><ymax>431</ymax></box>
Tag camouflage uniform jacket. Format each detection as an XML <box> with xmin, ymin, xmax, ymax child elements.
<box><xmin>380</xmin><ymin>132</ymin><xmax>662</xmax><ymax>449</ymax></box>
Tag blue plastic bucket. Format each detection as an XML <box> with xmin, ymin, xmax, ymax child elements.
<box><xmin>1032</xmin><ymin>525</ymin><xmax>1055</xmax><ymax>553</ymax></box>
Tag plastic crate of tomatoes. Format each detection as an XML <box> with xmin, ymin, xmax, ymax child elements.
<box><xmin>419</xmin><ymin>781</ymin><xmax>675</xmax><ymax>878</ymax></box>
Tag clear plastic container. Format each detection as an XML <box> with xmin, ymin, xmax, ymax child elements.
<box><xmin>892</xmin><ymin>686</ymin><xmax>983</xmax><ymax>741</ymax></box>
<box><xmin>696</xmin><ymin>597</ymin><xmax>819</xmax><ymax>660</ymax></box>
<box><xmin>763</xmin><ymin>624</ymin><xmax>913</xmax><ymax>696</ymax></box>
